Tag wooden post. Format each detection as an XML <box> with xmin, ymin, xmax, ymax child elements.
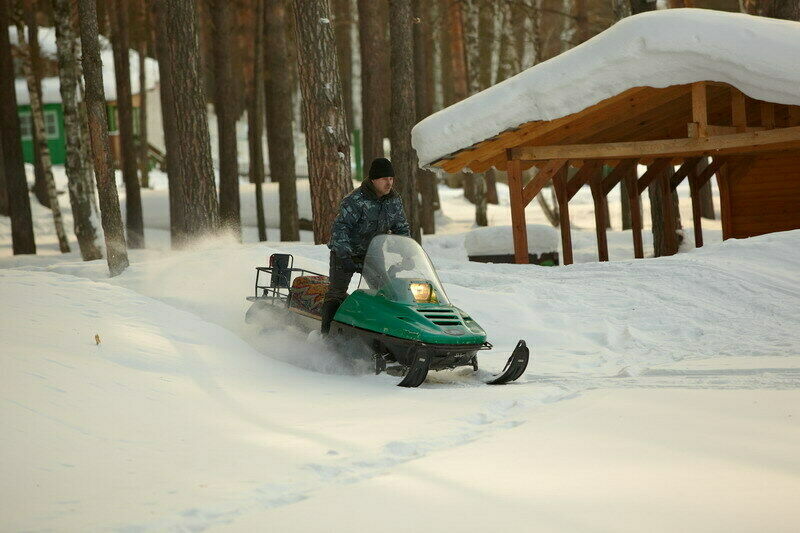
<box><xmin>760</xmin><ymin>102</ymin><xmax>775</xmax><ymax>129</ymax></box>
<box><xmin>506</xmin><ymin>156</ymin><xmax>529</xmax><ymax>264</ymax></box>
<box><xmin>731</xmin><ymin>88</ymin><xmax>747</xmax><ymax>132</ymax></box>
<box><xmin>717</xmin><ymin>165</ymin><xmax>733</xmax><ymax>240</ymax></box>
<box><xmin>552</xmin><ymin>164</ymin><xmax>573</xmax><ymax>265</ymax></box>
<box><xmin>660</xmin><ymin>167</ymin><xmax>678</xmax><ymax>255</ymax></box>
<box><xmin>691</xmin><ymin>82</ymin><xmax>708</xmax><ymax>138</ymax></box>
<box><xmin>589</xmin><ymin>165</ymin><xmax>609</xmax><ymax>262</ymax></box>
<box><xmin>688</xmin><ymin>161</ymin><xmax>704</xmax><ymax>248</ymax></box>
<box><xmin>625</xmin><ymin>166</ymin><xmax>644</xmax><ymax>259</ymax></box>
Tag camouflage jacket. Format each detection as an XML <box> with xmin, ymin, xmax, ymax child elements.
<box><xmin>328</xmin><ymin>181</ymin><xmax>411</xmax><ymax>259</ymax></box>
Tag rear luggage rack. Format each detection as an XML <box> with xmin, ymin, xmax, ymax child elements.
<box><xmin>248</xmin><ymin>253</ymin><xmax>325</xmax><ymax>308</ymax></box>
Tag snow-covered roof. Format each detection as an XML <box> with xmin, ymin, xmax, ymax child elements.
<box><xmin>412</xmin><ymin>9</ymin><xmax>800</xmax><ymax>168</ymax></box>
<box><xmin>9</xmin><ymin>26</ymin><xmax>159</xmax><ymax>105</ymax></box>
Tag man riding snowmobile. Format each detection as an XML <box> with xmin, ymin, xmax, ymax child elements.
<box><xmin>321</xmin><ymin>157</ymin><xmax>411</xmax><ymax>334</ymax></box>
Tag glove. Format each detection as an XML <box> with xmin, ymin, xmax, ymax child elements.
<box><xmin>339</xmin><ymin>255</ymin><xmax>362</xmax><ymax>274</ymax></box>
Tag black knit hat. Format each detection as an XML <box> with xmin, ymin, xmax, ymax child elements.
<box><xmin>368</xmin><ymin>157</ymin><xmax>394</xmax><ymax>180</ymax></box>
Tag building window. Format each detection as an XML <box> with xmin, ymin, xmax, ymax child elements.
<box><xmin>17</xmin><ymin>110</ymin><xmax>59</xmax><ymax>140</ymax></box>
<box><xmin>19</xmin><ymin>112</ymin><xmax>32</xmax><ymax>140</ymax></box>
<box><xmin>44</xmin><ymin>110</ymin><xmax>59</xmax><ymax>139</ymax></box>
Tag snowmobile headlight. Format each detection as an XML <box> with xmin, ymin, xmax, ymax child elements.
<box><xmin>409</xmin><ymin>282</ymin><xmax>437</xmax><ymax>303</ymax></box>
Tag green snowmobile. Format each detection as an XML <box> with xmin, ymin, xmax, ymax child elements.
<box><xmin>246</xmin><ymin>234</ymin><xmax>529</xmax><ymax>387</ymax></box>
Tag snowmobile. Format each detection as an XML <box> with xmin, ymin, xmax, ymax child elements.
<box><xmin>245</xmin><ymin>234</ymin><xmax>529</xmax><ymax>387</ymax></box>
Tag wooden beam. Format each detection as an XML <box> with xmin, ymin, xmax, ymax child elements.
<box><xmin>761</xmin><ymin>102</ymin><xmax>775</xmax><ymax>129</ymax></box>
<box><xmin>624</xmin><ymin>168</ymin><xmax>644</xmax><ymax>259</ymax></box>
<box><xmin>589</xmin><ymin>171</ymin><xmax>609</xmax><ymax>262</ymax></box>
<box><xmin>688</xmin><ymin>123</ymin><xmax>764</xmax><ymax>137</ymax></box>
<box><xmin>670</xmin><ymin>157</ymin><xmax>702</xmax><ymax>190</ymax></box>
<box><xmin>731</xmin><ymin>88</ymin><xmax>747</xmax><ymax>132</ymax></box>
<box><xmin>521</xmin><ymin>159</ymin><xmax>568</xmax><ymax>206</ymax></box>
<box><xmin>692</xmin><ymin>157</ymin><xmax>725</xmax><ymax>189</ymax></box>
<box><xmin>510</xmin><ymin>125</ymin><xmax>800</xmax><ymax>162</ymax></box>
<box><xmin>565</xmin><ymin>160</ymin><xmax>601</xmax><ymax>200</ymax></box>
<box><xmin>552</xmin><ymin>166</ymin><xmax>573</xmax><ymax>266</ymax></box>
<box><xmin>637</xmin><ymin>158</ymin><xmax>673</xmax><ymax>194</ymax></box>
<box><xmin>691</xmin><ymin>82</ymin><xmax>708</xmax><ymax>137</ymax></box>
<box><xmin>601</xmin><ymin>159</ymin><xmax>638</xmax><ymax>195</ymax></box>
<box><xmin>506</xmin><ymin>157</ymin><xmax>529</xmax><ymax>264</ymax></box>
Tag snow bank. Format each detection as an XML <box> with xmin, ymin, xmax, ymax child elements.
<box><xmin>412</xmin><ymin>9</ymin><xmax>800</xmax><ymax>166</ymax></box>
<box><xmin>464</xmin><ymin>224</ymin><xmax>559</xmax><ymax>257</ymax></box>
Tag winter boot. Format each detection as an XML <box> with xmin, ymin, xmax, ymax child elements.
<box><xmin>320</xmin><ymin>300</ymin><xmax>341</xmax><ymax>335</ymax></box>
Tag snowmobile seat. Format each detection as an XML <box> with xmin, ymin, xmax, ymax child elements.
<box><xmin>289</xmin><ymin>275</ymin><xmax>330</xmax><ymax>317</ymax></box>
<box><xmin>269</xmin><ymin>253</ymin><xmax>292</xmax><ymax>288</ymax></box>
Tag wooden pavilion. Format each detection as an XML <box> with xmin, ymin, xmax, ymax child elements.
<box><xmin>428</xmin><ymin>81</ymin><xmax>800</xmax><ymax>264</ymax></box>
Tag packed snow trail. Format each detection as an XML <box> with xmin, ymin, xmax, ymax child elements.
<box><xmin>2</xmin><ymin>231</ymin><xmax>800</xmax><ymax>531</ymax></box>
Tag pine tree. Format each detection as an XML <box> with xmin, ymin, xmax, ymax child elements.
<box><xmin>0</xmin><ymin>0</ymin><xmax>35</xmax><ymax>253</ymax></box>
<box><xmin>248</xmin><ymin>0</ymin><xmax>267</xmax><ymax>242</ymax></box>
<box><xmin>149</xmin><ymin>0</ymin><xmax>184</xmax><ymax>247</ymax></box>
<box><xmin>157</xmin><ymin>0</ymin><xmax>220</xmax><ymax>240</ymax></box>
<box><xmin>52</xmin><ymin>0</ymin><xmax>102</xmax><ymax>260</ymax></box>
<box><xmin>291</xmin><ymin>0</ymin><xmax>353</xmax><ymax>244</ymax></box>
<box><xmin>412</xmin><ymin>0</ymin><xmax>436</xmax><ymax>234</ymax></box>
<box><xmin>212</xmin><ymin>0</ymin><xmax>241</xmax><ymax>237</ymax></box>
<box><xmin>358</xmin><ymin>0</ymin><xmax>389</xmax><ymax>166</ymax></box>
<box><xmin>389</xmin><ymin>0</ymin><xmax>419</xmax><ymax>240</ymax></box>
<box><xmin>110</xmin><ymin>0</ymin><xmax>145</xmax><ymax>248</ymax></box>
<box><xmin>77</xmin><ymin>0</ymin><xmax>129</xmax><ymax>276</ymax></box>
<box><xmin>265</xmin><ymin>0</ymin><xmax>299</xmax><ymax>241</ymax></box>
<box><xmin>137</xmin><ymin>0</ymin><xmax>149</xmax><ymax>189</ymax></box>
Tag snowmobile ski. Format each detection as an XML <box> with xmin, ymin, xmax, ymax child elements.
<box><xmin>397</xmin><ymin>349</ymin><xmax>432</xmax><ymax>388</ymax></box>
<box><xmin>485</xmin><ymin>340</ymin><xmax>529</xmax><ymax>385</ymax></box>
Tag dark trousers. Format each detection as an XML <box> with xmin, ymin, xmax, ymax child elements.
<box><xmin>324</xmin><ymin>252</ymin><xmax>355</xmax><ymax>305</ymax></box>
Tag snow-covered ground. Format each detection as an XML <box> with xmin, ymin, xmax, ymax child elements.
<box><xmin>2</xmin><ymin>169</ymin><xmax>799</xmax><ymax>531</ymax></box>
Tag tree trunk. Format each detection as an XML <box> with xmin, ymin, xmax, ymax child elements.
<box><xmin>150</xmin><ymin>0</ymin><xmax>185</xmax><ymax>247</ymax></box>
<box><xmin>291</xmin><ymin>0</ymin><xmax>353</xmax><ymax>244</ymax></box>
<box><xmin>265</xmin><ymin>0</ymin><xmax>299</xmax><ymax>241</ymax></box>
<box><xmin>158</xmin><ymin>0</ymin><xmax>220</xmax><ymax>240</ymax></box>
<box><xmin>0</xmin><ymin>135</ymin><xmax>7</xmax><ymax>217</ymax></box>
<box><xmin>389</xmin><ymin>0</ymin><xmax>420</xmax><ymax>241</ymax></box>
<box><xmin>759</xmin><ymin>0</ymin><xmax>800</xmax><ymax>20</ymax></box>
<box><xmin>447</xmin><ymin>0</ymin><xmax>468</xmax><ymax>103</ymax></box>
<box><xmin>53</xmin><ymin>0</ymin><xmax>102</xmax><ymax>261</ymax></box>
<box><xmin>332</xmin><ymin>0</ymin><xmax>353</xmax><ymax>133</ymax></box>
<box><xmin>412</xmin><ymin>0</ymin><xmax>435</xmax><ymax>234</ymax></box>
<box><xmin>212</xmin><ymin>0</ymin><xmax>240</xmax><ymax>238</ymax></box>
<box><xmin>26</xmin><ymin>15</ymin><xmax>49</xmax><ymax>209</ymax></box>
<box><xmin>249</xmin><ymin>0</ymin><xmax>267</xmax><ymax>242</ymax></box>
<box><xmin>15</xmin><ymin>2</ymin><xmax>70</xmax><ymax>253</ymax></box>
<box><xmin>77</xmin><ymin>0</ymin><xmax>129</xmax><ymax>276</ymax></box>
<box><xmin>138</xmin><ymin>1</ymin><xmax>149</xmax><ymax>189</ymax></box>
<box><xmin>0</xmin><ymin>0</ymin><xmax>35</xmax><ymax>253</ymax></box>
<box><xmin>358</xmin><ymin>0</ymin><xmax>389</xmax><ymax>166</ymax></box>
<box><xmin>110</xmin><ymin>0</ymin><xmax>145</xmax><ymax>248</ymax></box>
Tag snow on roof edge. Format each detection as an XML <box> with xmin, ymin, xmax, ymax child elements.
<box><xmin>412</xmin><ymin>9</ymin><xmax>800</xmax><ymax>168</ymax></box>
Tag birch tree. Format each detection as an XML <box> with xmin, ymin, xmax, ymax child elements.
<box><xmin>52</xmin><ymin>0</ymin><xmax>102</xmax><ymax>260</ymax></box>
<box><xmin>77</xmin><ymin>0</ymin><xmax>129</xmax><ymax>276</ymax></box>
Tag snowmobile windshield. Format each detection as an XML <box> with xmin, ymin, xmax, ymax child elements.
<box><xmin>359</xmin><ymin>235</ymin><xmax>450</xmax><ymax>305</ymax></box>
